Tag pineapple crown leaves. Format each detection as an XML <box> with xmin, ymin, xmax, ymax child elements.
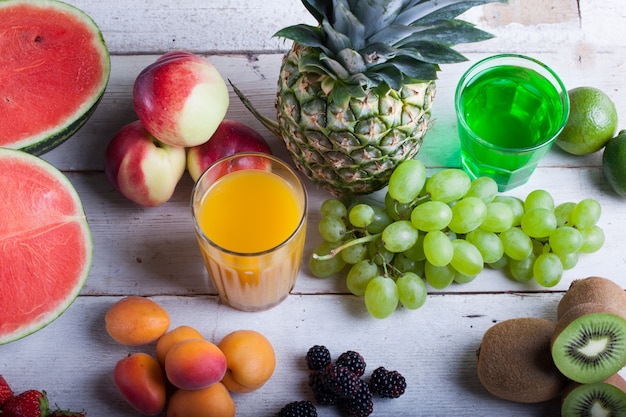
<box><xmin>275</xmin><ymin>0</ymin><xmax>507</xmax><ymax>102</ymax></box>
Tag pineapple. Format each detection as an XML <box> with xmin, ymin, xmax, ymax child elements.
<box><xmin>235</xmin><ymin>0</ymin><xmax>507</xmax><ymax>198</ymax></box>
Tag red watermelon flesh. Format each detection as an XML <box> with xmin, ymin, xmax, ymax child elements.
<box><xmin>0</xmin><ymin>148</ymin><xmax>92</xmax><ymax>344</ymax></box>
<box><xmin>0</xmin><ymin>0</ymin><xmax>110</xmax><ymax>155</ymax></box>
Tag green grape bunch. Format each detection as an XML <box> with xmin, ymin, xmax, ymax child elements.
<box><xmin>309</xmin><ymin>160</ymin><xmax>605</xmax><ymax>319</ymax></box>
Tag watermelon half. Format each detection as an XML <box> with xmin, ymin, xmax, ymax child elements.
<box><xmin>0</xmin><ymin>0</ymin><xmax>110</xmax><ymax>155</ymax></box>
<box><xmin>0</xmin><ymin>148</ymin><xmax>93</xmax><ymax>344</ymax></box>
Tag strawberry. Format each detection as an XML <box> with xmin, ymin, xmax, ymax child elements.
<box><xmin>1</xmin><ymin>390</ymin><xmax>50</xmax><ymax>417</ymax></box>
<box><xmin>50</xmin><ymin>409</ymin><xmax>86</xmax><ymax>417</ymax></box>
<box><xmin>0</xmin><ymin>375</ymin><xmax>14</xmax><ymax>407</ymax></box>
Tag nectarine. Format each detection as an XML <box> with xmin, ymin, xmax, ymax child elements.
<box><xmin>156</xmin><ymin>325</ymin><xmax>204</xmax><ymax>367</ymax></box>
<box><xmin>105</xmin><ymin>296</ymin><xmax>170</xmax><ymax>346</ymax></box>
<box><xmin>167</xmin><ymin>382</ymin><xmax>235</xmax><ymax>417</ymax></box>
<box><xmin>114</xmin><ymin>353</ymin><xmax>167</xmax><ymax>416</ymax></box>
<box><xmin>165</xmin><ymin>338</ymin><xmax>227</xmax><ymax>390</ymax></box>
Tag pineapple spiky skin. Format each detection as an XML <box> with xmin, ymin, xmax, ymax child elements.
<box><xmin>277</xmin><ymin>43</ymin><xmax>436</xmax><ymax>197</ymax></box>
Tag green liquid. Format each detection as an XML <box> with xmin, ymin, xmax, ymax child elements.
<box><xmin>458</xmin><ymin>64</ymin><xmax>565</xmax><ymax>190</ymax></box>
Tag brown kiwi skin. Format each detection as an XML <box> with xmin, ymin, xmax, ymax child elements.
<box><xmin>557</xmin><ymin>276</ymin><xmax>626</xmax><ymax>319</ymax></box>
<box><xmin>477</xmin><ymin>317</ymin><xmax>568</xmax><ymax>403</ymax></box>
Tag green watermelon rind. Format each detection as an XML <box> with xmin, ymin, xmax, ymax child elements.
<box><xmin>0</xmin><ymin>148</ymin><xmax>94</xmax><ymax>345</ymax></box>
<box><xmin>0</xmin><ymin>0</ymin><xmax>111</xmax><ymax>156</ymax></box>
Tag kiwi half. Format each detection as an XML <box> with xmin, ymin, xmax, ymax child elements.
<box><xmin>477</xmin><ymin>317</ymin><xmax>568</xmax><ymax>403</ymax></box>
<box><xmin>551</xmin><ymin>302</ymin><xmax>626</xmax><ymax>384</ymax></box>
<box><xmin>561</xmin><ymin>374</ymin><xmax>626</xmax><ymax>417</ymax></box>
<box><xmin>557</xmin><ymin>276</ymin><xmax>626</xmax><ymax>319</ymax></box>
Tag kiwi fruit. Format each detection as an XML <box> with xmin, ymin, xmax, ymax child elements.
<box><xmin>551</xmin><ymin>302</ymin><xmax>626</xmax><ymax>384</ymax></box>
<box><xmin>557</xmin><ymin>276</ymin><xmax>626</xmax><ymax>319</ymax></box>
<box><xmin>477</xmin><ymin>317</ymin><xmax>568</xmax><ymax>403</ymax></box>
<box><xmin>561</xmin><ymin>373</ymin><xmax>626</xmax><ymax>417</ymax></box>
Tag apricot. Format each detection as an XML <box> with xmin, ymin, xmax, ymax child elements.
<box><xmin>156</xmin><ymin>325</ymin><xmax>204</xmax><ymax>366</ymax></box>
<box><xmin>105</xmin><ymin>296</ymin><xmax>170</xmax><ymax>346</ymax></box>
<box><xmin>217</xmin><ymin>329</ymin><xmax>276</xmax><ymax>393</ymax></box>
<box><xmin>165</xmin><ymin>338</ymin><xmax>227</xmax><ymax>390</ymax></box>
<box><xmin>114</xmin><ymin>352</ymin><xmax>167</xmax><ymax>416</ymax></box>
<box><xmin>167</xmin><ymin>382</ymin><xmax>235</xmax><ymax>417</ymax></box>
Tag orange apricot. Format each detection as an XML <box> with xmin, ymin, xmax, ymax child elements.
<box><xmin>167</xmin><ymin>382</ymin><xmax>235</xmax><ymax>417</ymax></box>
<box><xmin>164</xmin><ymin>338</ymin><xmax>227</xmax><ymax>390</ymax></box>
<box><xmin>217</xmin><ymin>329</ymin><xmax>276</xmax><ymax>393</ymax></box>
<box><xmin>114</xmin><ymin>352</ymin><xmax>167</xmax><ymax>416</ymax></box>
<box><xmin>156</xmin><ymin>325</ymin><xmax>204</xmax><ymax>366</ymax></box>
<box><xmin>105</xmin><ymin>296</ymin><xmax>170</xmax><ymax>346</ymax></box>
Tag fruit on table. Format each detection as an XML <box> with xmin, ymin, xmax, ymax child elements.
<box><xmin>164</xmin><ymin>338</ymin><xmax>227</xmax><ymax>390</ymax></box>
<box><xmin>114</xmin><ymin>353</ymin><xmax>167</xmax><ymax>416</ymax></box>
<box><xmin>0</xmin><ymin>375</ymin><xmax>14</xmax><ymax>407</ymax></box>
<box><xmin>555</xmin><ymin>86</ymin><xmax>618</xmax><ymax>155</ymax></box>
<box><xmin>156</xmin><ymin>325</ymin><xmax>205</xmax><ymax>367</ymax></box>
<box><xmin>166</xmin><ymin>382</ymin><xmax>235</xmax><ymax>417</ymax></box>
<box><xmin>560</xmin><ymin>373</ymin><xmax>626</xmax><ymax>417</ymax></box>
<box><xmin>556</xmin><ymin>276</ymin><xmax>626</xmax><ymax>319</ymax></box>
<box><xmin>217</xmin><ymin>330</ymin><xmax>276</xmax><ymax>393</ymax></box>
<box><xmin>1</xmin><ymin>390</ymin><xmax>49</xmax><ymax>417</ymax></box>
<box><xmin>104</xmin><ymin>120</ymin><xmax>187</xmax><ymax>207</ymax></box>
<box><xmin>133</xmin><ymin>50</ymin><xmax>229</xmax><ymax>147</ymax></box>
<box><xmin>105</xmin><ymin>296</ymin><xmax>170</xmax><ymax>346</ymax></box>
<box><xmin>476</xmin><ymin>317</ymin><xmax>568</xmax><ymax>403</ymax></box>
<box><xmin>186</xmin><ymin>119</ymin><xmax>273</xmax><ymax>182</ymax></box>
<box><xmin>0</xmin><ymin>0</ymin><xmax>110</xmax><ymax>155</ymax></box>
<box><xmin>0</xmin><ymin>149</ymin><xmax>92</xmax><ymax>345</ymax></box>
<box><xmin>602</xmin><ymin>129</ymin><xmax>626</xmax><ymax>197</ymax></box>
<box><xmin>234</xmin><ymin>0</ymin><xmax>505</xmax><ymax>197</ymax></box>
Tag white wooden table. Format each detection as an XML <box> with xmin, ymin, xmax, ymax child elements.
<box><xmin>2</xmin><ymin>1</ymin><xmax>625</xmax><ymax>416</ymax></box>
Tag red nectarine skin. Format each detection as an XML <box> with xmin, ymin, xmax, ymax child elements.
<box><xmin>114</xmin><ymin>353</ymin><xmax>167</xmax><ymax>416</ymax></box>
<box><xmin>165</xmin><ymin>338</ymin><xmax>227</xmax><ymax>390</ymax></box>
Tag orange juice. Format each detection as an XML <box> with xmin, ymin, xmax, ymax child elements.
<box><xmin>191</xmin><ymin>153</ymin><xmax>307</xmax><ymax>312</ymax></box>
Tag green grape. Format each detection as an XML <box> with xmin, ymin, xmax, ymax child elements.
<box><xmin>554</xmin><ymin>202</ymin><xmax>576</xmax><ymax>227</ymax></box>
<box><xmin>423</xmin><ymin>231</ymin><xmax>454</xmax><ymax>267</ymax></box>
<box><xmin>426</xmin><ymin>169</ymin><xmax>471</xmax><ymax>203</ymax></box>
<box><xmin>368</xmin><ymin>204</ymin><xmax>394</xmax><ymax>234</ymax></box>
<box><xmin>424</xmin><ymin>261</ymin><xmax>455</xmax><ymax>289</ymax></box>
<box><xmin>382</xmin><ymin>220</ymin><xmax>419</xmax><ymax>253</ymax></box>
<box><xmin>320</xmin><ymin>199</ymin><xmax>348</xmax><ymax>219</ymax></box>
<box><xmin>466</xmin><ymin>229</ymin><xmax>504</xmax><ymax>264</ymax></box>
<box><xmin>548</xmin><ymin>226</ymin><xmax>583</xmax><ymax>255</ymax></box>
<box><xmin>349</xmin><ymin>203</ymin><xmax>375</xmax><ymax>228</ymax></box>
<box><xmin>403</xmin><ymin>234</ymin><xmax>426</xmax><ymax>261</ymax></box>
<box><xmin>493</xmin><ymin>195</ymin><xmax>524</xmax><ymax>226</ymax></box>
<box><xmin>364</xmin><ymin>276</ymin><xmax>399</xmax><ymax>319</ymax></box>
<box><xmin>368</xmin><ymin>238</ymin><xmax>395</xmax><ymax>266</ymax></box>
<box><xmin>557</xmin><ymin>251</ymin><xmax>579</xmax><ymax>270</ymax></box>
<box><xmin>570</xmin><ymin>198</ymin><xmax>602</xmax><ymax>229</ymax></box>
<box><xmin>450</xmin><ymin>239</ymin><xmax>483</xmax><ymax>277</ymax></box>
<box><xmin>499</xmin><ymin>227</ymin><xmax>533</xmax><ymax>260</ymax></box>
<box><xmin>341</xmin><ymin>242</ymin><xmax>368</xmax><ymax>264</ymax></box>
<box><xmin>481</xmin><ymin>202</ymin><xmax>515</xmax><ymax>233</ymax></box>
<box><xmin>533</xmin><ymin>252</ymin><xmax>563</xmax><ymax>287</ymax></box>
<box><xmin>318</xmin><ymin>216</ymin><xmax>347</xmax><ymax>243</ymax></box>
<box><xmin>392</xmin><ymin>253</ymin><xmax>419</xmax><ymax>274</ymax></box>
<box><xmin>579</xmin><ymin>225</ymin><xmax>605</xmax><ymax>253</ymax></box>
<box><xmin>448</xmin><ymin>197</ymin><xmax>487</xmax><ymax>234</ymax></box>
<box><xmin>309</xmin><ymin>241</ymin><xmax>346</xmax><ymax>278</ymax></box>
<box><xmin>508</xmin><ymin>254</ymin><xmax>536</xmax><ymax>283</ymax></box>
<box><xmin>524</xmin><ymin>189</ymin><xmax>554</xmax><ymax>211</ymax></box>
<box><xmin>487</xmin><ymin>255</ymin><xmax>509</xmax><ymax>270</ymax></box>
<box><xmin>396</xmin><ymin>272</ymin><xmax>427</xmax><ymax>310</ymax></box>
<box><xmin>410</xmin><ymin>200</ymin><xmax>452</xmax><ymax>232</ymax></box>
<box><xmin>520</xmin><ymin>208</ymin><xmax>557</xmax><ymax>238</ymax></box>
<box><xmin>346</xmin><ymin>260</ymin><xmax>379</xmax><ymax>296</ymax></box>
<box><xmin>388</xmin><ymin>159</ymin><xmax>426</xmax><ymax>204</ymax></box>
<box><xmin>453</xmin><ymin>272</ymin><xmax>477</xmax><ymax>284</ymax></box>
<box><xmin>384</xmin><ymin>192</ymin><xmax>414</xmax><ymax>221</ymax></box>
<box><xmin>465</xmin><ymin>176</ymin><xmax>498</xmax><ymax>203</ymax></box>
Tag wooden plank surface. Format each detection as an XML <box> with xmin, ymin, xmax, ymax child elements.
<box><xmin>2</xmin><ymin>0</ymin><xmax>626</xmax><ymax>416</ymax></box>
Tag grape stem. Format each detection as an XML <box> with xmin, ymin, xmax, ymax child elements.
<box><xmin>312</xmin><ymin>233</ymin><xmax>382</xmax><ymax>261</ymax></box>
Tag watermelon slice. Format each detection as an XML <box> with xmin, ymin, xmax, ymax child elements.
<box><xmin>0</xmin><ymin>148</ymin><xmax>93</xmax><ymax>344</ymax></box>
<box><xmin>0</xmin><ymin>0</ymin><xmax>110</xmax><ymax>155</ymax></box>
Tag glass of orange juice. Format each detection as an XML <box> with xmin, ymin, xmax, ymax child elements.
<box><xmin>191</xmin><ymin>152</ymin><xmax>308</xmax><ymax>312</ymax></box>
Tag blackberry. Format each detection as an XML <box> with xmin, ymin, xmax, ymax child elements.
<box><xmin>308</xmin><ymin>370</ymin><xmax>338</xmax><ymax>405</ymax></box>
<box><xmin>306</xmin><ymin>345</ymin><xmax>332</xmax><ymax>371</ymax></box>
<box><xmin>336</xmin><ymin>350</ymin><xmax>367</xmax><ymax>377</ymax></box>
<box><xmin>278</xmin><ymin>401</ymin><xmax>318</xmax><ymax>417</ymax></box>
<box><xmin>320</xmin><ymin>363</ymin><xmax>360</xmax><ymax>398</ymax></box>
<box><xmin>369</xmin><ymin>366</ymin><xmax>407</xmax><ymax>398</ymax></box>
<box><xmin>338</xmin><ymin>380</ymin><xmax>374</xmax><ymax>417</ymax></box>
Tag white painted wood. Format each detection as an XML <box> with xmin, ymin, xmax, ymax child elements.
<box><xmin>2</xmin><ymin>0</ymin><xmax>626</xmax><ymax>416</ymax></box>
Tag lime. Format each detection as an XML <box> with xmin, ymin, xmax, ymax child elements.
<box><xmin>555</xmin><ymin>86</ymin><xmax>618</xmax><ymax>155</ymax></box>
<box><xmin>603</xmin><ymin>130</ymin><xmax>626</xmax><ymax>197</ymax></box>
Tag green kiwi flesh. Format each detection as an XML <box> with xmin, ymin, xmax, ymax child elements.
<box><xmin>558</xmin><ymin>276</ymin><xmax>626</xmax><ymax>319</ymax></box>
<box><xmin>552</xmin><ymin>303</ymin><xmax>626</xmax><ymax>384</ymax></box>
<box><xmin>561</xmin><ymin>376</ymin><xmax>626</xmax><ymax>417</ymax></box>
<box><xmin>477</xmin><ymin>317</ymin><xmax>568</xmax><ymax>403</ymax></box>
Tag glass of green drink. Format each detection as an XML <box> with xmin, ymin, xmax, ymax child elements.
<box><xmin>455</xmin><ymin>54</ymin><xmax>570</xmax><ymax>191</ymax></box>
